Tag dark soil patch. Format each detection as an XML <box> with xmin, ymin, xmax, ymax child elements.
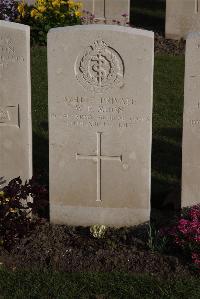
<box><xmin>0</xmin><ymin>221</ymin><xmax>197</xmax><ymax>278</ymax></box>
<box><xmin>155</xmin><ymin>33</ymin><xmax>185</xmax><ymax>56</ymax></box>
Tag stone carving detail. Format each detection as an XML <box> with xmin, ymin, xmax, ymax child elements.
<box><xmin>76</xmin><ymin>132</ymin><xmax>122</xmax><ymax>202</ymax></box>
<box><xmin>75</xmin><ymin>40</ymin><xmax>124</xmax><ymax>93</ymax></box>
<box><xmin>0</xmin><ymin>108</ymin><xmax>10</xmax><ymax>122</ymax></box>
<box><xmin>0</xmin><ymin>105</ymin><xmax>19</xmax><ymax>127</ymax></box>
<box><xmin>0</xmin><ymin>36</ymin><xmax>24</xmax><ymax>77</ymax></box>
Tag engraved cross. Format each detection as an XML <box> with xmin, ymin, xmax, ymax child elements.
<box><xmin>76</xmin><ymin>132</ymin><xmax>122</xmax><ymax>202</ymax></box>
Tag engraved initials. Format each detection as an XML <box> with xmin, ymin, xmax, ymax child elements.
<box><xmin>0</xmin><ymin>36</ymin><xmax>24</xmax><ymax>78</ymax></box>
<box><xmin>76</xmin><ymin>132</ymin><xmax>122</xmax><ymax>202</ymax></box>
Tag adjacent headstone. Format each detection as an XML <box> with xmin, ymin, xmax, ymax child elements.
<box><xmin>82</xmin><ymin>0</ymin><xmax>130</xmax><ymax>23</ymax></box>
<box><xmin>0</xmin><ymin>21</ymin><xmax>32</xmax><ymax>185</ymax></box>
<box><xmin>48</xmin><ymin>25</ymin><xmax>154</xmax><ymax>227</ymax></box>
<box><xmin>17</xmin><ymin>0</ymin><xmax>35</xmax><ymax>5</ymax></box>
<box><xmin>166</xmin><ymin>0</ymin><xmax>200</xmax><ymax>40</ymax></box>
<box><xmin>25</xmin><ymin>0</ymin><xmax>35</xmax><ymax>4</ymax></box>
<box><xmin>182</xmin><ymin>32</ymin><xmax>200</xmax><ymax>207</ymax></box>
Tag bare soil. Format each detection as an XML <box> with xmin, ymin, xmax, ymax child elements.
<box><xmin>0</xmin><ymin>221</ymin><xmax>197</xmax><ymax>278</ymax></box>
<box><xmin>155</xmin><ymin>33</ymin><xmax>185</xmax><ymax>56</ymax></box>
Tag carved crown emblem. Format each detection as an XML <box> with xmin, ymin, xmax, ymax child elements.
<box><xmin>75</xmin><ymin>40</ymin><xmax>124</xmax><ymax>93</ymax></box>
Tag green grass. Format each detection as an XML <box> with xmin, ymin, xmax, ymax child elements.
<box><xmin>0</xmin><ymin>269</ymin><xmax>199</xmax><ymax>298</ymax></box>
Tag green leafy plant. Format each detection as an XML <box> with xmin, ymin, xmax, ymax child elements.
<box><xmin>0</xmin><ymin>177</ymin><xmax>48</xmax><ymax>250</ymax></box>
<box><xmin>17</xmin><ymin>0</ymin><xmax>82</xmax><ymax>45</ymax></box>
<box><xmin>147</xmin><ymin>223</ymin><xmax>169</xmax><ymax>253</ymax></box>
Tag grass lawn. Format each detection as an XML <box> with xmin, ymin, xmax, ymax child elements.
<box><xmin>0</xmin><ymin>270</ymin><xmax>199</xmax><ymax>298</ymax></box>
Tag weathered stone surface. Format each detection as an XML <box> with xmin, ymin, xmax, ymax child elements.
<box><xmin>0</xmin><ymin>21</ymin><xmax>32</xmax><ymax>186</ymax></box>
<box><xmin>182</xmin><ymin>32</ymin><xmax>200</xmax><ymax>207</ymax></box>
<box><xmin>48</xmin><ymin>25</ymin><xmax>154</xmax><ymax>227</ymax></box>
<box><xmin>166</xmin><ymin>0</ymin><xmax>200</xmax><ymax>40</ymax></box>
<box><xmin>82</xmin><ymin>0</ymin><xmax>130</xmax><ymax>22</ymax></box>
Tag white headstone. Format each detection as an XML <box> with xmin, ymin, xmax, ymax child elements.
<box><xmin>166</xmin><ymin>0</ymin><xmax>200</xmax><ymax>40</ymax></box>
<box><xmin>48</xmin><ymin>25</ymin><xmax>154</xmax><ymax>227</ymax></box>
<box><xmin>182</xmin><ymin>32</ymin><xmax>200</xmax><ymax>207</ymax></box>
<box><xmin>0</xmin><ymin>21</ymin><xmax>32</xmax><ymax>186</ymax></box>
<box><xmin>82</xmin><ymin>0</ymin><xmax>130</xmax><ymax>23</ymax></box>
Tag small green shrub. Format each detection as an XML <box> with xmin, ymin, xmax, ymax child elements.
<box><xmin>17</xmin><ymin>0</ymin><xmax>82</xmax><ymax>44</ymax></box>
<box><xmin>0</xmin><ymin>177</ymin><xmax>48</xmax><ymax>250</ymax></box>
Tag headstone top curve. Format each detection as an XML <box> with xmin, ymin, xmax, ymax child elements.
<box><xmin>48</xmin><ymin>24</ymin><xmax>154</xmax><ymax>39</ymax></box>
<box><xmin>186</xmin><ymin>31</ymin><xmax>200</xmax><ymax>40</ymax></box>
<box><xmin>0</xmin><ymin>21</ymin><xmax>30</xmax><ymax>32</ymax></box>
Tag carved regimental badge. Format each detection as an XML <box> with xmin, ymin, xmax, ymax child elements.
<box><xmin>75</xmin><ymin>40</ymin><xmax>124</xmax><ymax>93</ymax></box>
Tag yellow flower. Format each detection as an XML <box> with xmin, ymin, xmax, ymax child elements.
<box><xmin>31</xmin><ymin>8</ymin><xmax>38</xmax><ymax>18</ymax></box>
<box><xmin>68</xmin><ymin>0</ymin><xmax>75</xmax><ymax>8</ymax></box>
<box><xmin>36</xmin><ymin>0</ymin><xmax>46</xmax><ymax>5</ymax></box>
<box><xmin>0</xmin><ymin>191</ymin><xmax>4</xmax><ymax>196</ymax></box>
<box><xmin>52</xmin><ymin>0</ymin><xmax>60</xmax><ymax>8</ymax></box>
<box><xmin>75</xmin><ymin>10</ymin><xmax>81</xmax><ymax>17</ymax></box>
<box><xmin>35</xmin><ymin>12</ymin><xmax>43</xmax><ymax>19</ymax></box>
<box><xmin>38</xmin><ymin>5</ymin><xmax>46</xmax><ymax>13</ymax></box>
<box><xmin>17</xmin><ymin>2</ymin><xmax>25</xmax><ymax>17</ymax></box>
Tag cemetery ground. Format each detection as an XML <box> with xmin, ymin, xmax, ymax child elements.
<box><xmin>0</xmin><ymin>46</ymin><xmax>200</xmax><ymax>298</ymax></box>
<box><xmin>0</xmin><ymin>2</ymin><xmax>200</xmax><ymax>298</ymax></box>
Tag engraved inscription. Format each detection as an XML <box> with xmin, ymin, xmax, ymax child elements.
<box><xmin>58</xmin><ymin>96</ymin><xmax>150</xmax><ymax>129</ymax></box>
<box><xmin>75</xmin><ymin>40</ymin><xmax>124</xmax><ymax>93</ymax></box>
<box><xmin>76</xmin><ymin>132</ymin><xmax>122</xmax><ymax>202</ymax></box>
<box><xmin>188</xmin><ymin>101</ymin><xmax>200</xmax><ymax>126</ymax></box>
<box><xmin>0</xmin><ymin>105</ymin><xmax>19</xmax><ymax>127</ymax></box>
<box><xmin>0</xmin><ymin>36</ymin><xmax>24</xmax><ymax>76</ymax></box>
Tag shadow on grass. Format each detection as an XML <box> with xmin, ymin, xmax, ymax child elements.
<box><xmin>151</xmin><ymin>127</ymin><xmax>182</xmax><ymax>225</ymax></box>
<box><xmin>130</xmin><ymin>0</ymin><xmax>166</xmax><ymax>34</ymax></box>
<box><xmin>32</xmin><ymin>129</ymin><xmax>49</xmax><ymax>185</ymax></box>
